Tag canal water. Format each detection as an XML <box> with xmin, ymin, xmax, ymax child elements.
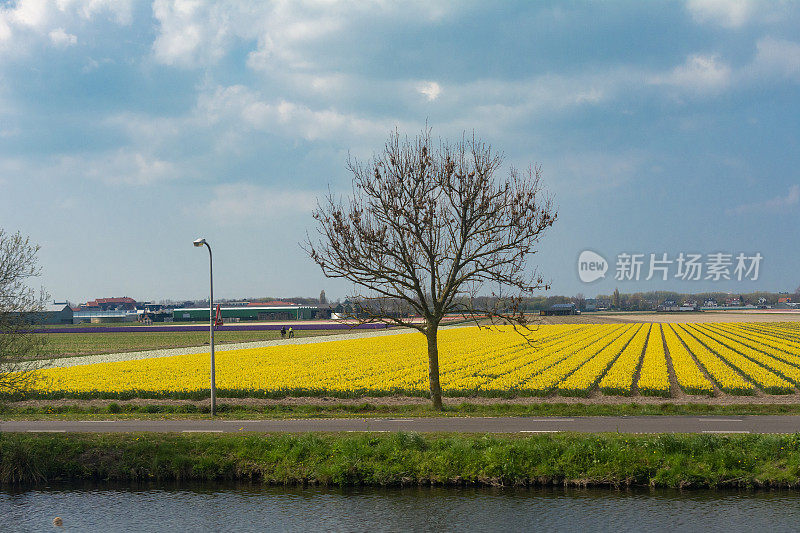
<box><xmin>3</xmin><ymin>484</ymin><xmax>800</xmax><ymax>532</ymax></box>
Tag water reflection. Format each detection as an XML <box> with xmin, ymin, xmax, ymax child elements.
<box><xmin>3</xmin><ymin>484</ymin><xmax>800</xmax><ymax>532</ymax></box>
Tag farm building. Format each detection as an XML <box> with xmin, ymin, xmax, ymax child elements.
<box><xmin>540</xmin><ymin>303</ymin><xmax>578</xmax><ymax>316</ymax></box>
<box><xmin>174</xmin><ymin>302</ymin><xmax>321</xmax><ymax>322</ymax></box>
<box><xmin>26</xmin><ymin>302</ymin><xmax>74</xmax><ymax>325</ymax></box>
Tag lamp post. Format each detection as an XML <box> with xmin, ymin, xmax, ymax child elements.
<box><xmin>193</xmin><ymin>237</ymin><xmax>216</xmax><ymax>416</ymax></box>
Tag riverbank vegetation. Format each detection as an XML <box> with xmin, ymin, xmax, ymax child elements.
<box><xmin>4</xmin><ymin>401</ymin><xmax>800</xmax><ymax>419</ymax></box>
<box><xmin>3</xmin><ymin>432</ymin><xmax>800</xmax><ymax>488</ymax></box>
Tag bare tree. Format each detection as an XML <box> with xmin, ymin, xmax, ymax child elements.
<box><xmin>0</xmin><ymin>229</ymin><xmax>47</xmax><ymax>395</ymax></box>
<box><xmin>305</xmin><ymin>129</ymin><xmax>557</xmax><ymax>409</ymax></box>
<box><xmin>574</xmin><ymin>292</ymin><xmax>585</xmax><ymax>311</ymax></box>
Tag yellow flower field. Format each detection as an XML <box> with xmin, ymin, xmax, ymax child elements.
<box><xmin>14</xmin><ymin>322</ymin><xmax>800</xmax><ymax>399</ymax></box>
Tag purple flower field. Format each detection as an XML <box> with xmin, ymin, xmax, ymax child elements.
<box><xmin>35</xmin><ymin>323</ymin><xmax>391</xmax><ymax>334</ymax></box>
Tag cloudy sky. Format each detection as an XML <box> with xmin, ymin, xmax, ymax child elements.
<box><xmin>1</xmin><ymin>0</ymin><xmax>799</xmax><ymax>303</ymax></box>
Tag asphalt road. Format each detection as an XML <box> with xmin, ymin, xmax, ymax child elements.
<box><xmin>3</xmin><ymin>416</ymin><xmax>800</xmax><ymax>434</ymax></box>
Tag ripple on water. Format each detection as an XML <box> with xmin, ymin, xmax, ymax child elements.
<box><xmin>3</xmin><ymin>484</ymin><xmax>800</xmax><ymax>532</ymax></box>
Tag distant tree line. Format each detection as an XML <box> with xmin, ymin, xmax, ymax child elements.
<box><xmin>592</xmin><ymin>290</ymin><xmax>794</xmax><ymax>311</ymax></box>
<box><xmin>163</xmin><ymin>289</ymin><xmax>798</xmax><ymax>313</ymax></box>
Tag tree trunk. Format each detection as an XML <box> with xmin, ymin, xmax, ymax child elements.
<box><xmin>426</xmin><ymin>325</ymin><xmax>443</xmax><ymax>410</ymax></box>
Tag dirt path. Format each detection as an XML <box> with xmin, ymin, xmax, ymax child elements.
<box><xmin>35</xmin><ymin>326</ymin><xmax>439</xmax><ymax>369</ymax></box>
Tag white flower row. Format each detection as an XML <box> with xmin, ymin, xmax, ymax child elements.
<box><xmin>41</xmin><ymin>326</ymin><xmax>450</xmax><ymax>369</ymax></box>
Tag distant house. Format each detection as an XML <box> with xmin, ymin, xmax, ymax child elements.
<box><xmin>81</xmin><ymin>297</ymin><xmax>137</xmax><ymax>311</ymax></box>
<box><xmin>74</xmin><ymin>296</ymin><xmax>139</xmax><ymax>323</ymax></box>
<box><xmin>332</xmin><ymin>301</ymin><xmax>355</xmax><ymax>320</ymax></box>
<box><xmin>594</xmin><ymin>298</ymin><xmax>611</xmax><ymax>311</ymax></box>
<box><xmin>658</xmin><ymin>300</ymin><xmax>698</xmax><ymax>312</ymax></box>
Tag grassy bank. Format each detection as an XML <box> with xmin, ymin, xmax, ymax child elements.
<box><xmin>4</xmin><ymin>401</ymin><xmax>800</xmax><ymax>419</ymax></box>
<box><xmin>3</xmin><ymin>433</ymin><xmax>800</xmax><ymax>488</ymax></box>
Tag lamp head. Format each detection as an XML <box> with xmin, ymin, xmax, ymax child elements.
<box><xmin>193</xmin><ymin>238</ymin><xmax>207</xmax><ymax>247</ymax></box>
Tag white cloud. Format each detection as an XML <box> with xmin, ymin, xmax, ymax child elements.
<box><xmin>196</xmin><ymin>84</ymin><xmax>400</xmax><ymax>144</ymax></box>
<box><xmin>56</xmin><ymin>0</ymin><xmax>133</xmax><ymax>25</ymax></box>
<box><xmin>648</xmin><ymin>54</ymin><xmax>732</xmax><ymax>93</ymax></box>
<box><xmin>417</xmin><ymin>81</ymin><xmax>441</xmax><ymax>101</ymax></box>
<box><xmin>0</xmin><ymin>126</ymin><xmax>20</xmax><ymax>138</ymax></box>
<box><xmin>686</xmin><ymin>0</ymin><xmax>755</xmax><ymax>28</ymax></box>
<box><xmin>151</xmin><ymin>1</ymin><xmax>454</xmax><ymax>70</ymax></box>
<box><xmin>448</xmin><ymin>74</ymin><xmax>614</xmax><ymax>114</ymax></box>
<box><xmin>48</xmin><ymin>27</ymin><xmax>76</xmax><ymax>47</ymax></box>
<box><xmin>58</xmin><ymin>196</ymin><xmax>78</xmax><ymax>210</ymax></box>
<box><xmin>0</xmin><ymin>0</ymin><xmax>130</xmax><ymax>54</ymax></box>
<box><xmin>547</xmin><ymin>151</ymin><xmax>646</xmax><ymax>194</ymax></box>
<box><xmin>727</xmin><ymin>184</ymin><xmax>800</xmax><ymax>215</ymax></box>
<box><xmin>81</xmin><ymin>56</ymin><xmax>114</xmax><ymax>73</ymax></box>
<box><xmin>9</xmin><ymin>0</ymin><xmax>52</xmax><ymax>29</ymax></box>
<box><xmin>0</xmin><ymin>17</ymin><xmax>10</xmax><ymax>42</ymax></box>
<box><xmin>751</xmin><ymin>37</ymin><xmax>800</xmax><ymax>81</ymax></box>
<box><xmin>151</xmin><ymin>0</ymin><xmax>236</xmax><ymax>67</ymax></box>
<box><xmin>151</xmin><ymin>0</ymin><xmax>344</xmax><ymax>69</ymax></box>
<box><xmin>58</xmin><ymin>151</ymin><xmax>178</xmax><ymax>186</ymax></box>
<box><xmin>0</xmin><ymin>150</ymin><xmax>180</xmax><ymax>190</ymax></box>
<box><xmin>195</xmin><ymin>183</ymin><xmax>320</xmax><ymax>224</ymax></box>
<box><xmin>0</xmin><ymin>0</ymin><xmax>52</xmax><ymax>48</ymax></box>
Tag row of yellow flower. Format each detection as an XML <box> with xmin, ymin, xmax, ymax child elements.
<box><xmin>19</xmin><ymin>322</ymin><xmax>800</xmax><ymax>398</ymax></box>
<box><xmin>746</xmin><ymin>323</ymin><xmax>800</xmax><ymax>345</ymax></box>
<box><xmin>667</xmin><ymin>325</ymin><xmax>755</xmax><ymax>395</ymax></box>
<box><xmin>597</xmin><ymin>324</ymin><xmax>650</xmax><ymax>395</ymax></box>
<box><xmin>695</xmin><ymin>324</ymin><xmax>800</xmax><ymax>388</ymax></box>
<box><xmin>729</xmin><ymin>324</ymin><xmax>800</xmax><ymax>363</ymax></box>
<box><xmin>556</xmin><ymin>324</ymin><xmax>642</xmax><ymax>396</ymax></box>
<box><xmin>661</xmin><ymin>325</ymin><xmax>715</xmax><ymax>395</ymax></box>
<box><xmin>635</xmin><ymin>325</ymin><xmax>671</xmax><ymax>396</ymax></box>
<box><xmin>526</xmin><ymin>325</ymin><xmax>632</xmax><ymax>395</ymax></box>
<box><xmin>682</xmin><ymin>324</ymin><xmax>793</xmax><ymax>394</ymax></box>
<box><xmin>483</xmin><ymin>324</ymin><xmax>624</xmax><ymax>392</ymax></box>
<box><xmin>596</xmin><ymin>324</ymin><xmax>650</xmax><ymax>395</ymax></box>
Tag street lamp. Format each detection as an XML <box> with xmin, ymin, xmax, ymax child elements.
<box><xmin>193</xmin><ymin>237</ymin><xmax>216</xmax><ymax>416</ymax></box>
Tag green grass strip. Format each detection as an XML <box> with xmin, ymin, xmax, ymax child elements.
<box><xmin>6</xmin><ymin>402</ymin><xmax>800</xmax><ymax>419</ymax></box>
<box><xmin>4</xmin><ymin>432</ymin><xmax>800</xmax><ymax>488</ymax></box>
